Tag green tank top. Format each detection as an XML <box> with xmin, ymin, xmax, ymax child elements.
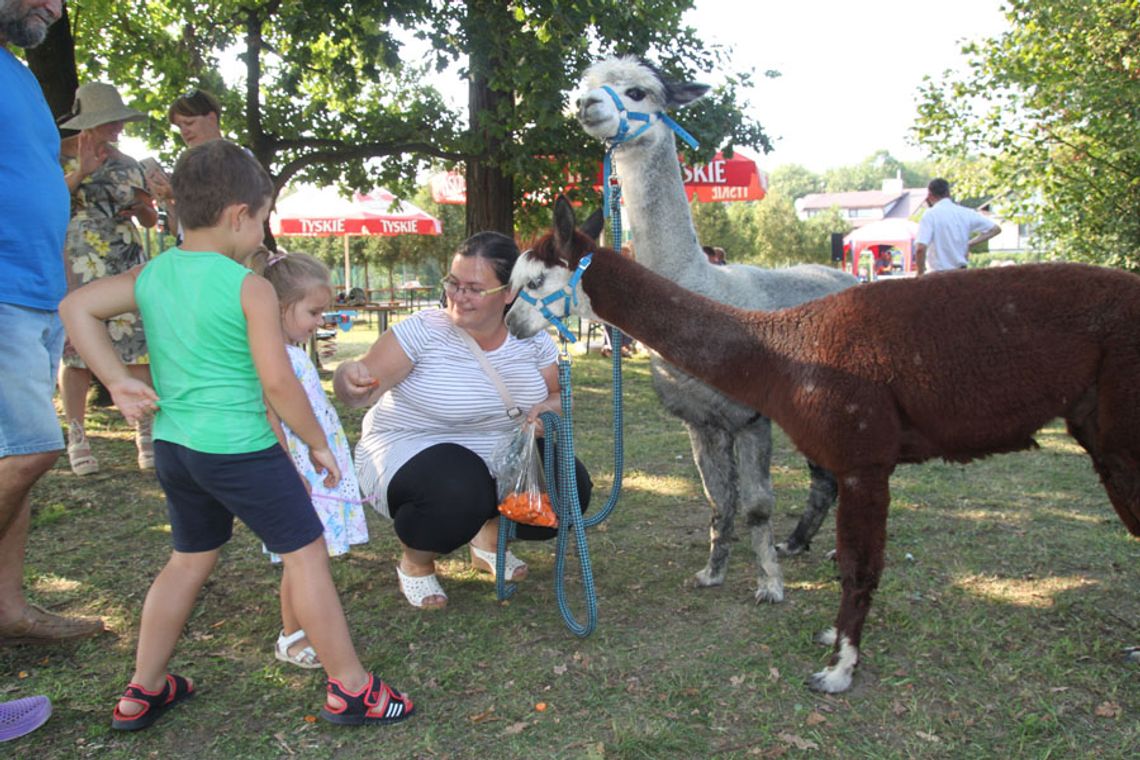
<box><xmin>136</xmin><ymin>248</ymin><xmax>277</xmax><ymax>454</ymax></box>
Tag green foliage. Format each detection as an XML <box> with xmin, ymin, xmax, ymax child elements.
<box><xmin>689</xmin><ymin>200</ymin><xmax>754</xmax><ymax>263</ymax></box>
<box><xmin>821</xmin><ymin>150</ymin><xmax>933</xmax><ymax>192</ymax></box>
<box><xmin>741</xmin><ymin>191</ymin><xmax>811</xmax><ymax>267</ymax></box>
<box><xmin>914</xmin><ymin>0</ymin><xmax>1140</xmax><ymax>268</ymax></box>
<box><xmin>769</xmin><ymin>163</ymin><xmax>823</xmax><ymax>201</ymax></box>
<box><xmin>68</xmin><ymin>0</ymin><xmax>769</xmax><ymax>238</ymax></box>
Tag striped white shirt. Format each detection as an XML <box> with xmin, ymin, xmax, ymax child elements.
<box><xmin>355</xmin><ymin>308</ymin><xmax>557</xmax><ymax>517</ymax></box>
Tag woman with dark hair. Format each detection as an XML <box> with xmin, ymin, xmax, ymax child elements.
<box><xmin>333</xmin><ymin>232</ymin><xmax>592</xmax><ymax>609</ymax></box>
<box><xmin>143</xmin><ymin>88</ymin><xmax>224</xmax><ymax>238</ymax></box>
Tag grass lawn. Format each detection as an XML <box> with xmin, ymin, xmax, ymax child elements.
<box><xmin>3</xmin><ymin>320</ymin><xmax>1137</xmax><ymax>758</ymax></box>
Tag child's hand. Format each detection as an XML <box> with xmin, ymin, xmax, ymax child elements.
<box><xmin>109</xmin><ymin>378</ymin><xmax>159</xmax><ymax>425</ymax></box>
<box><xmin>308</xmin><ymin>446</ymin><xmax>341</xmax><ymax>489</ymax></box>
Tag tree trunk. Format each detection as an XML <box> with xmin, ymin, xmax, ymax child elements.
<box><xmin>24</xmin><ymin>2</ymin><xmax>78</xmax><ymax>119</ymax></box>
<box><xmin>464</xmin><ymin>0</ymin><xmax>514</xmax><ymax>237</ymax></box>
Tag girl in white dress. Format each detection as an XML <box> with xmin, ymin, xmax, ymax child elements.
<box><xmin>260</xmin><ymin>251</ymin><xmax>368</xmax><ymax>667</ymax></box>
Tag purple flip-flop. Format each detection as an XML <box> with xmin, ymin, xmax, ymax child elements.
<box><xmin>0</xmin><ymin>695</ymin><xmax>51</xmax><ymax>742</ymax></box>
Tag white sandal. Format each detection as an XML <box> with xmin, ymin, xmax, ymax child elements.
<box><xmin>67</xmin><ymin>420</ymin><xmax>99</xmax><ymax>476</ymax></box>
<box><xmin>275</xmin><ymin>628</ymin><xmax>321</xmax><ymax>669</ymax></box>
<box><xmin>470</xmin><ymin>544</ymin><xmax>528</xmax><ymax>581</ymax></box>
<box><xmin>396</xmin><ymin>565</ymin><xmax>447</xmax><ymax>609</ymax></box>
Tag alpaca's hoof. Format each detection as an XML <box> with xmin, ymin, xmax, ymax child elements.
<box><xmin>807</xmin><ymin>633</ymin><xmax>858</xmax><ymax>693</ymax></box>
<box><xmin>815</xmin><ymin>627</ymin><xmax>838</xmax><ymax>647</ymax></box>
<box><xmin>692</xmin><ymin>567</ymin><xmax>725</xmax><ymax>588</ymax></box>
<box><xmin>753</xmin><ymin>579</ymin><xmax>785</xmax><ymax>604</ymax></box>
<box><xmin>808</xmin><ymin>667</ymin><xmax>853</xmax><ymax>693</ymax></box>
<box><xmin>775</xmin><ymin>539</ymin><xmax>805</xmax><ymax>558</ymax></box>
<box><xmin>1125</xmin><ymin>646</ymin><xmax>1140</xmax><ymax>664</ymax></box>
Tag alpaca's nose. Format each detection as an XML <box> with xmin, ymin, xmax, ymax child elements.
<box><xmin>579</xmin><ymin>94</ymin><xmax>600</xmax><ymax>109</ymax></box>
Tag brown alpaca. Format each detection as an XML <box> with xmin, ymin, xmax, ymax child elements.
<box><xmin>506</xmin><ymin>197</ymin><xmax>1140</xmax><ymax>693</ymax></box>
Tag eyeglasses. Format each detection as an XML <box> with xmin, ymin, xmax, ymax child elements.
<box><xmin>440</xmin><ymin>277</ymin><xmax>509</xmax><ymax>299</ymax></box>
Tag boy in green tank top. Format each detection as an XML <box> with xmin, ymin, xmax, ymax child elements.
<box><xmin>60</xmin><ymin>141</ymin><xmax>413</xmax><ymax>730</ymax></box>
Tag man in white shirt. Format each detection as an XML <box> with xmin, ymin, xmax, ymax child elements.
<box><xmin>914</xmin><ymin>178</ymin><xmax>1000</xmax><ymax>275</ymax></box>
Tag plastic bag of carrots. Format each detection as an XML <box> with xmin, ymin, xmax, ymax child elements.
<box><xmin>490</xmin><ymin>420</ymin><xmax>557</xmax><ymax>528</ymax></box>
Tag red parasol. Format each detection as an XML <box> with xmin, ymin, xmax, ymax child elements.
<box><xmin>271</xmin><ymin>185</ymin><xmax>441</xmax><ymax>294</ymax></box>
<box><xmin>429</xmin><ymin>150</ymin><xmax>768</xmax><ymax>206</ymax></box>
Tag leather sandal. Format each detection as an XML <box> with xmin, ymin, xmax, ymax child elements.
<box><xmin>66</xmin><ymin>420</ymin><xmax>99</xmax><ymax>476</ymax></box>
<box><xmin>470</xmin><ymin>544</ymin><xmax>528</xmax><ymax>581</ymax></box>
<box><xmin>111</xmin><ymin>673</ymin><xmax>194</xmax><ymax>731</ymax></box>
<box><xmin>0</xmin><ymin>604</ymin><xmax>104</xmax><ymax>645</ymax></box>
<box><xmin>275</xmin><ymin>628</ymin><xmax>321</xmax><ymax>669</ymax></box>
<box><xmin>320</xmin><ymin>672</ymin><xmax>414</xmax><ymax>726</ymax></box>
<box><xmin>395</xmin><ymin>565</ymin><xmax>447</xmax><ymax>609</ymax></box>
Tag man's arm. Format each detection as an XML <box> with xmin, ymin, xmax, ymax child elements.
<box><xmin>968</xmin><ymin>219</ymin><xmax>1001</xmax><ymax>250</ymax></box>
<box><xmin>914</xmin><ymin>242</ymin><xmax>928</xmax><ymax>276</ymax></box>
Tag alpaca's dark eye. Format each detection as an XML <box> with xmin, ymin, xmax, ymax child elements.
<box><xmin>527</xmin><ymin>275</ymin><xmax>544</xmax><ymax>290</ymax></box>
<box><xmin>626</xmin><ymin>87</ymin><xmax>646</xmax><ymax>101</ymax></box>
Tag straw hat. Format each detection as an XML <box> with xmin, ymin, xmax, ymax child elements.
<box><xmin>58</xmin><ymin>83</ymin><xmax>145</xmax><ymax>130</ymax></box>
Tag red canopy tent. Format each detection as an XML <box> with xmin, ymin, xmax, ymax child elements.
<box><xmin>842</xmin><ymin>218</ymin><xmax>920</xmax><ymax>279</ymax></box>
<box><xmin>272</xmin><ymin>186</ymin><xmax>441</xmax><ymax>295</ymax></box>
<box><xmin>428</xmin><ymin>150</ymin><xmax>768</xmax><ymax>205</ymax></box>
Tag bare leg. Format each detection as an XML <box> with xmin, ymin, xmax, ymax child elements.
<box><xmin>0</xmin><ymin>452</ymin><xmax>60</xmax><ymax>622</ymax></box>
<box><xmin>279</xmin><ymin>538</ymin><xmax>368</xmax><ymax>694</ymax></box>
<box><xmin>57</xmin><ymin>365</ymin><xmax>92</xmax><ymax>431</ymax></box>
<box><xmin>126</xmin><ymin>365</ymin><xmax>155</xmax><ymax>469</ymax></box>
<box><xmin>115</xmin><ymin>549</ymin><xmax>219</xmax><ymax>716</ymax></box>
<box><xmin>278</xmin><ymin>569</ymin><xmax>311</xmax><ymax>657</ymax></box>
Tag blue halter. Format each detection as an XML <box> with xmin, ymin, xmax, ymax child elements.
<box><xmin>515</xmin><ymin>254</ymin><xmax>593</xmax><ymax>343</ymax></box>
<box><xmin>599</xmin><ymin>85</ymin><xmax>700</xmax><ymax>220</ymax></box>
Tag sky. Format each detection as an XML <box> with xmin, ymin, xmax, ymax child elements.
<box><xmin>686</xmin><ymin>0</ymin><xmax>1011</xmax><ymax>172</ymax></box>
<box><xmin>123</xmin><ymin>1</ymin><xmax>1010</xmax><ymax>176</ymax></box>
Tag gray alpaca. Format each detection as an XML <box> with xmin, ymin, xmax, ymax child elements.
<box><xmin>576</xmin><ymin>56</ymin><xmax>857</xmax><ymax>601</ymax></box>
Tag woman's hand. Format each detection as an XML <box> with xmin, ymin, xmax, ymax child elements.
<box><xmin>526</xmin><ymin>397</ymin><xmax>561</xmax><ymax>438</ymax></box>
<box><xmin>78</xmin><ymin>130</ymin><xmax>109</xmax><ymax>177</ymax></box>
<box><xmin>145</xmin><ymin>166</ymin><xmax>173</xmax><ymax>202</ymax></box>
<box><xmin>333</xmin><ymin>359</ymin><xmax>381</xmax><ymax>407</ymax></box>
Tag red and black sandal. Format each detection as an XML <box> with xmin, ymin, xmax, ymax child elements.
<box><xmin>111</xmin><ymin>673</ymin><xmax>195</xmax><ymax>731</ymax></box>
<box><xmin>320</xmin><ymin>672</ymin><xmax>414</xmax><ymax>726</ymax></box>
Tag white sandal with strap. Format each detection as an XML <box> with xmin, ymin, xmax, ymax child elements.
<box><xmin>396</xmin><ymin>565</ymin><xmax>447</xmax><ymax>609</ymax></box>
<box><xmin>275</xmin><ymin>628</ymin><xmax>321</xmax><ymax>669</ymax></box>
<box><xmin>67</xmin><ymin>420</ymin><xmax>99</xmax><ymax>476</ymax></box>
<box><xmin>470</xmin><ymin>544</ymin><xmax>528</xmax><ymax>581</ymax></box>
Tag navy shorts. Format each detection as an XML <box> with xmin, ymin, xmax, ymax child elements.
<box><xmin>154</xmin><ymin>440</ymin><xmax>324</xmax><ymax>554</ymax></box>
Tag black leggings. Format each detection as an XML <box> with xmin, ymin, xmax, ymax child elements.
<box><xmin>386</xmin><ymin>442</ymin><xmax>593</xmax><ymax>554</ymax></box>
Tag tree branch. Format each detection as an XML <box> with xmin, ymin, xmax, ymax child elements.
<box><xmin>273</xmin><ymin>142</ymin><xmax>472</xmax><ymax>189</ymax></box>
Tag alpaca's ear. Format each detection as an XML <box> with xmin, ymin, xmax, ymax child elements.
<box><xmin>669</xmin><ymin>82</ymin><xmax>710</xmax><ymax>107</ymax></box>
<box><xmin>554</xmin><ymin>195</ymin><xmax>576</xmax><ymax>248</ymax></box>
<box><xmin>581</xmin><ymin>209</ymin><xmax>604</xmax><ymax>241</ymax></box>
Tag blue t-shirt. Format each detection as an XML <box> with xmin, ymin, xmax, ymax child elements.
<box><xmin>0</xmin><ymin>47</ymin><xmax>70</xmax><ymax>311</ymax></box>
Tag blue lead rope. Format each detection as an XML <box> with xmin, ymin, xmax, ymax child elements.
<box><xmin>494</xmin><ymin>345</ymin><xmax>625</xmax><ymax>637</ymax></box>
<box><xmin>494</xmin><ymin>84</ymin><xmax>700</xmax><ymax>634</ymax></box>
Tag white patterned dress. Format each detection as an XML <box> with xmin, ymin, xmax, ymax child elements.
<box><xmin>265</xmin><ymin>345</ymin><xmax>369</xmax><ymax>562</ymax></box>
